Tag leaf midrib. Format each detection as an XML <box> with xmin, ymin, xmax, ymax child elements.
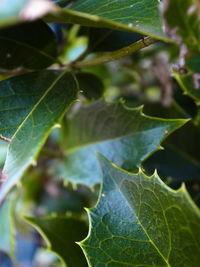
<box><xmin>10</xmin><ymin>71</ymin><xmax>67</xmax><ymax>141</ymax></box>
<box><xmin>50</xmin><ymin>7</ymin><xmax>167</xmax><ymax>41</ymax></box>
<box><xmin>110</xmin><ymin>175</ymin><xmax>170</xmax><ymax>267</ymax></box>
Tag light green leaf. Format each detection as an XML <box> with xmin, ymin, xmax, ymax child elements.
<box><xmin>46</xmin><ymin>0</ymin><xmax>168</xmax><ymax>41</ymax></box>
<box><xmin>0</xmin><ymin>70</ymin><xmax>78</xmax><ymax>202</ymax></box>
<box><xmin>25</xmin><ymin>216</ymin><xmax>88</xmax><ymax>267</ymax></box>
<box><xmin>80</xmin><ymin>155</ymin><xmax>200</xmax><ymax>266</ymax></box>
<box><xmin>57</xmin><ymin>100</ymin><xmax>187</xmax><ymax>187</ymax></box>
<box><xmin>0</xmin><ymin>193</ymin><xmax>16</xmax><ymax>259</ymax></box>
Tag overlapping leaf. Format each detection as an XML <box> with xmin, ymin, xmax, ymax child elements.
<box><xmin>25</xmin><ymin>216</ymin><xmax>88</xmax><ymax>267</ymax></box>
<box><xmin>76</xmin><ymin>73</ymin><xmax>104</xmax><ymax>100</ymax></box>
<box><xmin>80</xmin><ymin>155</ymin><xmax>200</xmax><ymax>266</ymax></box>
<box><xmin>0</xmin><ymin>20</ymin><xmax>57</xmax><ymax>70</ymax></box>
<box><xmin>173</xmin><ymin>71</ymin><xmax>200</xmax><ymax>105</ymax></box>
<box><xmin>57</xmin><ymin>100</ymin><xmax>186</xmax><ymax>187</ymax></box>
<box><xmin>46</xmin><ymin>0</ymin><xmax>168</xmax><ymax>41</ymax></box>
<box><xmin>0</xmin><ymin>70</ymin><xmax>78</xmax><ymax>202</ymax></box>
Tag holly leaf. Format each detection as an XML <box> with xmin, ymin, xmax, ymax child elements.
<box><xmin>57</xmin><ymin>100</ymin><xmax>187</xmax><ymax>187</ymax></box>
<box><xmin>88</xmin><ymin>28</ymin><xmax>143</xmax><ymax>52</ymax></box>
<box><xmin>173</xmin><ymin>71</ymin><xmax>200</xmax><ymax>105</ymax></box>
<box><xmin>80</xmin><ymin>155</ymin><xmax>200</xmax><ymax>266</ymax></box>
<box><xmin>46</xmin><ymin>0</ymin><xmax>168</xmax><ymax>41</ymax></box>
<box><xmin>0</xmin><ymin>20</ymin><xmax>58</xmax><ymax>70</ymax></box>
<box><xmin>25</xmin><ymin>216</ymin><xmax>88</xmax><ymax>267</ymax></box>
<box><xmin>0</xmin><ymin>70</ymin><xmax>78</xmax><ymax>202</ymax></box>
<box><xmin>76</xmin><ymin>73</ymin><xmax>104</xmax><ymax>100</ymax></box>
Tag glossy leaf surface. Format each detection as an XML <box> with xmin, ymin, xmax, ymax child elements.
<box><xmin>81</xmin><ymin>156</ymin><xmax>200</xmax><ymax>266</ymax></box>
<box><xmin>58</xmin><ymin>100</ymin><xmax>186</xmax><ymax>187</ymax></box>
<box><xmin>46</xmin><ymin>0</ymin><xmax>168</xmax><ymax>41</ymax></box>
<box><xmin>0</xmin><ymin>70</ymin><xmax>78</xmax><ymax>202</ymax></box>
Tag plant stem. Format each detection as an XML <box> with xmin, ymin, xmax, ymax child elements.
<box><xmin>73</xmin><ymin>37</ymin><xmax>156</xmax><ymax>68</ymax></box>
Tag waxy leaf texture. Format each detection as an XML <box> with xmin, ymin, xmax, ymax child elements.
<box><xmin>0</xmin><ymin>70</ymin><xmax>78</xmax><ymax>202</ymax></box>
<box><xmin>57</xmin><ymin>100</ymin><xmax>187</xmax><ymax>187</ymax></box>
<box><xmin>81</xmin><ymin>156</ymin><xmax>200</xmax><ymax>266</ymax></box>
<box><xmin>46</xmin><ymin>0</ymin><xmax>168</xmax><ymax>41</ymax></box>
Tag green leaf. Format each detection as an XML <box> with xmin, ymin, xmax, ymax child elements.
<box><xmin>143</xmin><ymin>145</ymin><xmax>200</xmax><ymax>183</ymax></box>
<box><xmin>25</xmin><ymin>216</ymin><xmax>88</xmax><ymax>267</ymax></box>
<box><xmin>57</xmin><ymin>100</ymin><xmax>187</xmax><ymax>187</ymax></box>
<box><xmin>173</xmin><ymin>71</ymin><xmax>200</xmax><ymax>104</ymax></box>
<box><xmin>0</xmin><ymin>20</ymin><xmax>57</xmax><ymax>70</ymax></box>
<box><xmin>0</xmin><ymin>70</ymin><xmax>78</xmax><ymax>202</ymax></box>
<box><xmin>0</xmin><ymin>193</ymin><xmax>16</xmax><ymax>259</ymax></box>
<box><xmin>185</xmin><ymin>53</ymin><xmax>200</xmax><ymax>73</ymax></box>
<box><xmin>76</xmin><ymin>72</ymin><xmax>104</xmax><ymax>100</ymax></box>
<box><xmin>0</xmin><ymin>0</ymin><xmax>29</xmax><ymax>28</ymax></box>
<box><xmin>164</xmin><ymin>0</ymin><xmax>200</xmax><ymax>51</ymax></box>
<box><xmin>46</xmin><ymin>0</ymin><xmax>168</xmax><ymax>41</ymax></box>
<box><xmin>88</xmin><ymin>28</ymin><xmax>142</xmax><ymax>52</ymax></box>
<box><xmin>80</xmin><ymin>155</ymin><xmax>200</xmax><ymax>266</ymax></box>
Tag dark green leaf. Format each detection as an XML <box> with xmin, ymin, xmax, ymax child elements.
<box><xmin>174</xmin><ymin>71</ymin><xmax>200</xmax><ymax>104</ymax></box>
<box><xmin>0</xmin><ymin>20</ymin><xmax>57</xmax><ymax>70</ymax></box>
<box><xmin>81</xmin><ymin>155</ymin><xmax>200</xmax><ymax>266</ymax></box>
<box><xmin>57</xmin><ymin>100</ymin><xmax>186</xmax><ymax>187</ymax></box>
<box><xmin>186</xmin><ymin>53</ymin><xmax>200</xmax><ymax>73</ymax></box>
<box><xmin>0</xmin><ymin>70</ymin><xmax>78</xmax><ymax>202</ymax></box>
<box><xmin>143</xmin><ymin>145</ymin><xmax>200</xmax><ymax>183</ymax></box>
<box><xmin>76</xmin><ymin>72</ymin><xmax>104</xmax><ymax>100</ymax></box>
<box><xmin>88</xmin><ymin>28</ymin><xmax>143</xmax><ymax>52</ymax></box>
<box><xmin>25</xmin><ymin>216</ymin><xmax>88</xmax><ymax>267</ymax></box>
<box><xmin>46</xmin><ymin>0</ymin><xmax>168</xmax><ymax>41</ymax></box>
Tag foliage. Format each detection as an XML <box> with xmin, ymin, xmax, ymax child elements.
<box><xmin>0</xmin><ymin>0</ymin><xmax>200</xmax><ymax>266</ymax></box>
